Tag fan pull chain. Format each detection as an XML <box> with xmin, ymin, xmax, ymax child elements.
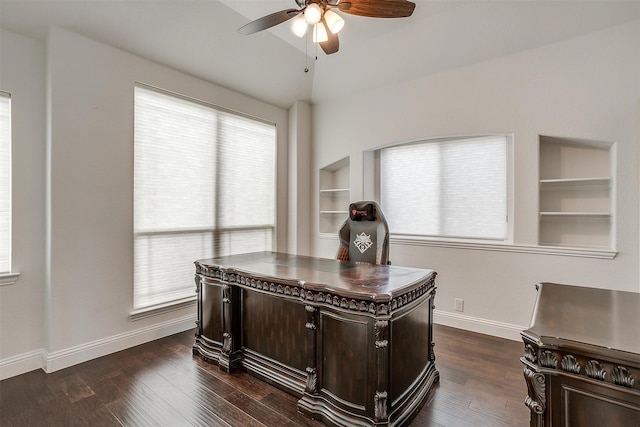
<box><xmin>314</xmin><ymin>25</ymin><xmax>319</xmax><ymax>60</ymax></box>
<box><xmin>303</xmin><ymin>25</ymin><xmax>320</xmax><ymax>73</ymax></box>
<box><xmin>304</xmin><ymin>29</ymin><xmax>309</xmax><ymax>73</ymax></box>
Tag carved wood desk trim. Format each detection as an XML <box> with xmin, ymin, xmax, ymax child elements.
<box><xmin>521</xmin><ymin>282</ymin><xmax>640</xmax><ymax>427</ymax></box>
<box><xmin>193</xmin><ymin>252</ymin><xmax>439</xmax><ymax>427</ymax></box>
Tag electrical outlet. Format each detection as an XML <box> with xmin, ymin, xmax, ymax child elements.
<box><xmin>454</xmin><ymin>298</ymin><xmax>464</xmax><ymax>312</ymax></box>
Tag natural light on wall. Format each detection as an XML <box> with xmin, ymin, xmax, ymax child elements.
<box><xmin>133</xmin><ymin>84</ymin><xmax>276</xmax><ymax>311</ymax></box>
<box><xmin>380</xmin><ymin>135</ymin><xmax>508</xmax><ymax>241</ymax></box>
<box><xmin>0</xmin><ymin>92</ymin><xmax>11</xmax><ymax>274</ymax></box>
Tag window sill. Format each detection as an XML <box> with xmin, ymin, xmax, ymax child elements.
<box><xmin>318</xmin><ymin>233</ymin><xmax>616</xmax><ymax>259</ymax></box>
<box><xmin>0</xmin><ymin>272</ymin><xmax>20</xmax><ymax>286</ymax></box>
<box><xmin>130</xmin><ymin>296</ymin><xmax>196</xmax><ymax>321</ymax></box>
<box><xmin>391</xmin><ymin>236</ymin><xmax>616</xmax><ymax>259</ymax></box>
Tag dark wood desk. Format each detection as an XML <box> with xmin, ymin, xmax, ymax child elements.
<box><xmin>193</xmin><ymin>252</ymin><xmax>438</xmax><ymax>427</ymax></box>
<box><xmin>521</xmin><ymin>282</ymin><xmax>640</xmax><ymax>427</ymax></box>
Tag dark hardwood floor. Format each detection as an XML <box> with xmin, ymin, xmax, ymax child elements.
<box><xmin>0</xmin><ymin>324</ymin><xmax>529</xmax><ymax>426</ymax></box>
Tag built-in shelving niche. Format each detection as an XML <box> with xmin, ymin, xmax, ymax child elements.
<box><xmin>539</xmin><ymin>136</ymin><xmax>615</xmax><ymax>250</ymax></box>
<box><xmin>319</xmin><ymin>157</ymin><xmax>350</xmax><ymax>235</ymax></box>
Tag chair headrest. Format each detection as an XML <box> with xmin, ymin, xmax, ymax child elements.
<box><xmin>349</xmin><ymin>202</ymin><xmax>377</xmax><ymax>221</ymax></box>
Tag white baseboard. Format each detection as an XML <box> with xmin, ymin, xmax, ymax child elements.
<box><xmin>434</xmin><ymin>309</ymin><xmax>525</xmax><ymax>342</ymax></box>
<box><xmin>3</xmin><ymin>311</ymin><xmax>520</xmax><ymax>380</ymax></box>
<box><xmin>0</xmin><ymin>314</ymin><xmax>196</xmax><ymax>380</ymax></box>
<box><xmin>0</xmin><ymin>349</ymin><xmax>45</xmax><ymax>381</ymax></box>
<box><xmin>44</xmin><ymin>314</ymin><xmax>197</xmax><ymax>373</ymax></box>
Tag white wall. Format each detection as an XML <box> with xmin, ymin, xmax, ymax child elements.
<box><xmin>311</xmin><ymin>20</ymin><xmax>640</xmax><ymax>339</ymax></box>
<box><xmin>1</xmin><ymin>26</ymin><xmax>290</xmax><ymax>379</ymax></box>
<box><xmin>2</xmin><ymin>18</ymin><xmax>638</xmax><ymax>380</ymax></box>
<box><xmin>0</xmin><ymin>30</ymin><xmax>47</xmax><ymax>378</ymax></box>
<box><xmin>288</xmin><ymin>101</ymin><xmax>312</xmax><ymax>256</ymax></box>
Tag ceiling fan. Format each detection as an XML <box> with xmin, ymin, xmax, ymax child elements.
<box><xmin>238</xmin><ymin>0</ymin><xmax>416</xmax><ymax>55</ymax></box>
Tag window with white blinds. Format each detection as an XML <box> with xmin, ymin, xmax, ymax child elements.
<box><xmin>0</xmin><ymin>92</ymin><xmax>11</xmax><ymax>274</ymax></box>
<box><xmin>134</xmin><ymin>84</ymin><xmax>276</xmax><ymax>310</ymax></box>
<box><xmin>380</xmin><ymin>135</ymin><xmax>509</xmax><ymax>241</ymax></box>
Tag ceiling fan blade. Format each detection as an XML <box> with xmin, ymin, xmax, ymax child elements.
<box><xmin>319</xmin><ymin>21</ymin><xmax>339</xmax><ymax>55</ymax></box>
<box><xmin>238</xmin><ymin>9</ymin><xmax>301</xmax><ymax>35</ymax></box>
<box><xmin>339</xmin><ymin>0</ymin><xmax>415</xmax><ymax>18</ymax></box>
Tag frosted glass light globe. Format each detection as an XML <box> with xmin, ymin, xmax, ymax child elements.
<box><xmin>323</xmin><ymin>10</ymin><xmax>344</xmax><ymax>34</ymax></box>
<box><xmin>312</xmin><ymin>22</ymin><xmax>328</xmax><ymax>43</ymax></box>
<box><xmin>291</xmin><ymin>14</ymin><xmax>308</xmax><ymax>37</ymax></box>
<box><xmin>304</xmin><ymin>3</ymin><xmax>322</xmax><ymax>25</ymax></box>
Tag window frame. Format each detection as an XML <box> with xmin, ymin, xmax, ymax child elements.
<box><xmin>365</xmin><ymin>133</ymin><xmax>514</xmax><ymax>246</ymax></box>
<box><xmin>132</xmin><ymin>83</ymin><xmax>277</xmax><ymax>315</ymax></box>
<box><xmin>0</xmin><ymin>91</ymin><xmax>18</xmax><ymax>285</ymax></box>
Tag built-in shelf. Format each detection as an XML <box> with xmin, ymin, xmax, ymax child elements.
<box><xmin>538</xmin><ymin>136</ymin><xmax>615</xmax><ymax>251</ymax></box>
<box><xmin>539</xmin><ymin>177</ymin><xmax>612</xmax><ymax>189</ymax></box>
<box><xmin>319</xmin><ymin>157</ymin><xmax>350</xmax><ymax>234</ymax></box>
<box><xmin>320</xmin><ymin>188</ymin><xmax>350</xmax><ymax>193</ymax></box>
<box><xmin>539</xmin><ymin>212</ymin><xmax>612</xmax><ymax>217</ymax></box>
<box><xmin>540</xmin><ymin>177</ymin><xmax>611</xmax><ymax>184</ymax></box>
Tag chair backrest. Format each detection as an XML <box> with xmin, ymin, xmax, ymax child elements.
<box><xmin>336</xmin><ymin>201</ymin><xmax>390</xmax><ymax>265</ymax></box>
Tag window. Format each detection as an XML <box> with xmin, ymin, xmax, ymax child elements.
<box><xmin>379</xmin><ymin>135</ymin><xmax>509</xmax><ymax>241</ymax></box>
<box><xmin>134</xmin><ymin>84</ymin><xmax>276</xmax><ymax>310</ymax></box>
<box><xmin>0</xmin><ymin>92</ymin><xmax>11</xmax><ymax>274</ymax></box>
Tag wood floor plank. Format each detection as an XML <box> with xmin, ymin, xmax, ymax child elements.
<box><xmin>225</xmin><ymin>389</ymin><xmax>307</xmax><ymax>427</ymax></box>
<box><xmin>55</xmin><ymin>372</ymin><xmax>96</xmax><ymax>403</ymax></box>
<box><xmin>114</xmin><ymin>360</ymin><xmax>230</xmax><ymax>427</ymax></box>
<box><xmin>106</xmin><ymin>394</ymin><xmax>161</xmax><ymax>427</ymax></box>
<box><xmin>0</xmin><ymin>324</ymin><xmax>530</xmax><ymax>426</ymax></box>
<box><xmin>188</xmin><ymin>385</ymin><xmax>262</xmax><ymax>427</ymax></box>
<box><xmin>69</xmin><ymin>397</ymin><xmax>123</xmax><ymax>427</ymax></box>
<box><xmin>259</xmin><ymin>390</ymin><xmax>326</xmax><ymax>427</ymax></box>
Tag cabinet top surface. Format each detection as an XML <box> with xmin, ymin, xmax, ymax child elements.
<box><xmin>524</xmin><ymin>282</ymin><xmax>640</xmax><ymax>356</ymax></box>
<box><xmin>196</xmin><ymin>252</ymin><xmax>435</xmax><ymax>301</ymax></box>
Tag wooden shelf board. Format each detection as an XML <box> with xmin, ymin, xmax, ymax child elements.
<box><xmin>320</xmin><ymin>188</ymin><xmax>350</xmax><ymax>193</ymax></box>
<box><xmin>540</xmin><ymin>177</ymin><xmax>611</xmax><ymax>184</ymax></box>
<box><xmin>540</xmin><ymin>212</ymin><xmax>611</xmax><ymax>216</ymax></box>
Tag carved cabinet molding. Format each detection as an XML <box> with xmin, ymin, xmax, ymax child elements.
<box><xmin>521</xmin><ymin>283</ymin><xmax>640</xmax><ymax>427</ymax></box>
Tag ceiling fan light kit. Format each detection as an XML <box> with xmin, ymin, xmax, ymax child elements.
<box><xmin>304</xmin><ymin>3</ymin><xmax>323</xmax><ymax>24</ymax></box>
<box><xmin>323</xmin><ymin>10</ymin><xmax>345</xmax><ymax>34</ymax></box>
<box><xmin>291</xmin><ymin>14</ymin><xmax>308</xmax><ymax>37</ymax></box>
<box><xmin>238</xmin><ymin>0</ymin><xmax>416</xmax><ymax>55</ymax></box>
<box><xmin>313</xmin><ymin>22</ymin><xmax>329</xmax><ymax>43</ymax></box>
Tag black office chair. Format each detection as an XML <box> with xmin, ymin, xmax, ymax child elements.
<box><xmin>336</xmin><ymin>201</ymin><xmax>390</xmax><ymax>265</ymax></box>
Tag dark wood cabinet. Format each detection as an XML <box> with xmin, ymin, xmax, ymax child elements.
<box><xmin>521</xmin><ymin>282</ymin><xmax>640</xmax><ymax>427</ymax></box>
<box><xmin>193</xmin><ymin>252</ymin><xmax>439</xmax><ymax>427</ymax></box>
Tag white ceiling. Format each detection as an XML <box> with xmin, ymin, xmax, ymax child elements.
<box><xmin>1</xmin><ymin>0</ymin><xmax>639</xmax><ymax>108</ymax></box>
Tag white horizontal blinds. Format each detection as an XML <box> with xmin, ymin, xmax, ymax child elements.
<box><xmin>380</xmin><ymin>136</ymin><xmax>507</xmax><ymax>240</ymax></box>
<box><xmin>0</xmin><ymin>92</ymin><xmax>11</xmax><ymax>274</ymax></box>
<box><xmin>210</xmin><ymin>110</ymin><xmax>275</xmax><ymax>260</ymax></box>
<box><xmin>134</xmin><ymin>85</ymin><xmax>276</xmax><ymax>309</ymax></box>
<box><xmin>216</xmin><ymin>111</ymin><xmax>275</xmax><ymax>229</ymax></box>
<box><xmin>134</xmin><ymin>87</ymin><xmax>218</xmax><ymax>232</ymax></box>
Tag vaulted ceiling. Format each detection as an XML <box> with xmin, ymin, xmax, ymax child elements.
<box><xmin>1</xmin><ymin>1</ymin><xmax>639</xmax><ymax>108</ymax></box>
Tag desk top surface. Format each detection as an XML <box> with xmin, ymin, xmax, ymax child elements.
<box><xmin>196</xmin><ymin>252</ymin><xmax>436</xmax><ymax>301</ymax></box>
<box><xmin>524</xmin><ymin>282</ymin><xmax>640</xmax><ymax>357</ymax></box>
